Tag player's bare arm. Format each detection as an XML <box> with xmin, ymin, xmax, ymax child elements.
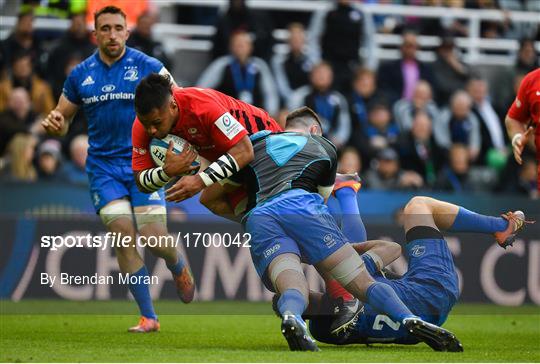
<box><xmin>165</xmin><ymin>135</ymin><xmax>254</xmax><ymax>203</ymax></box>
<box><xmin>350</xmin><ymin>240</ymin><xmax>402</xmax><ymax>270</ymax></box>
<box><xmin>41</xmin><ymin>94</ymin><xmax>79</xmax><ymax>137</ymax></box>
<box><xmin>505</xmin><ymin>115</ymin><xmax>534</xmax><ymax>165</ymax></box>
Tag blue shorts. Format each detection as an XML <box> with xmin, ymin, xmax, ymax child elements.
<box><xmin>86</xmin><ymin>155</ymin><xmax>165</xmax><ymax>213</ymax></box>
<box><xmin>245</xmin><ymin>189</ymin><xmax>348</xmax><ymax>291</ymax></box>
<box><xmin>374</xmin><ymin>226</ymin><xmax>459</xmax><ymax>326</ymax></box>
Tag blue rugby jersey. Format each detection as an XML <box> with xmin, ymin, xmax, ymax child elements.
<box><xmin>63</xmin><ymin>47</ymin><xmax>164</xmax><ymax>159</ymax></box>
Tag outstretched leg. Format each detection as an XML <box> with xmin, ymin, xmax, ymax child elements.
<box><xmin>403</xmin><ymin>196</ymin><xmax>530</xmax><ymax>248</ymax></box>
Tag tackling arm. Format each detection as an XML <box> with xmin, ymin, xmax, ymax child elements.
<box><xmin>351</xmin><ymin>240</ymin><xmax>402</xmax><ymax>271</ymax></box>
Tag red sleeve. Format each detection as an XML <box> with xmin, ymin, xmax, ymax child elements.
<box><xmin>508</xmin><ymin>73</ymin><xmax>532</xmax><ymax>123</ymax></box>
<box><xmin>131</xmin><ymin>118</ymin><xmax>155</xmax><ymax>171</ymax></box>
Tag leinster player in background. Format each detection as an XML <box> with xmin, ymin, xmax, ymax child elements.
<box><xmin>41</xmin><ymin>6</ymin><xmax>193</xmax><ymax>333</ymax></box>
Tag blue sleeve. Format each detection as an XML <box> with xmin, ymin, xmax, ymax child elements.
<box><xmin>361</xmin><ymin>253</ymin><xmax>380</xmax><ymax>277</ymax></box>
<box><xmin>62</xmin><ymin>69</ymin><xmax>81</xmax><ymax>105</ymax></box>
<box><xmin>148</xmin><ymin>56</ymin><xmax>164</xmax><ymax>73</ymax></box>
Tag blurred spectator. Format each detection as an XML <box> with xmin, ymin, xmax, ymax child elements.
<box><xmin>62</xmin><ymin>134</ymin><xmax>88</xmax><ymax>186</ymax></box>
<box><xmin>197</xmin><ymin>31</ymin><xmax>279</xmax><ymax>116</ymax></box>
<box><xmin>431</xmin><ymin>36</ymin><xmax>470</xmax><ymax>105</ymax></box>
<box><xmin>127</xmin><ymin>11</ymin><xmax>171</xmax><ymax>71</ymax></box>
<box><xmin>308</xmin><ymin>0</ymin><xmax>372</xmax><ymax>92</ymax></box>
<box><xmin>377</xmin><ymin>30</ymin><xmax>435</xmax><ymax>105</ymax></box>
<box><xmin>289</xmin><ymin>62</ymin><xmax>351</xmax><ymax>148</ymax></box>
<box><xmin>466</xmin><ymin>76</ymin><xmax>506</xmax><ymax>164</ymax></box>
<box><xmin>36</xmin><ymin>139</ymin><xmax>63</xmax><ymax>182</ymax></box>
<box><xmin>515</xmin><ymin>38</ymin><xmax>539</xmax><ymax>74</ymax></box>
<box><xmin>0</xmin><ymin>11</ymin><xmax>44</xmax><ymax>75</ymax></box>
<box><xmin>0</xmin><ymin>133</ymin><xmax>37</xmax><ymax>183</ymax></box>
<box><xmin>271</xmin><ymin>23</ymin><xmax>314</xmax><ymax>105</ymax></box>
<box><xmin>434</xmin><ymin>90</ymin><xmax>481</xmax><ymax>161</ymax></box>
<box><xmin>0</xmin><ymin>87</ymin><xmax>41</xmax><ymax>155</ymax></box>
<box><xmin>440</xmin><ymin>0</ymin><xmax>468</xmax><ymax>37</ymax></box>
<box><xmin>397</xmin><ymin>111</ymin><xmax>445</xmax><ymax>186</ymax></box>
<box><xmin>513</xmin><ymin>157</ymin><xmax>539</xmax><ymax>199</ymax></box>
<box><xmin>434</xmin><ymin>142</ymin><xmax>497</xmax><ymax>192</ymax></box>
<box><xmin>348</xmin><ymin>68</ymin><xmax>380</xmax><ymax>155</ymax></box>
<box><xmin>364</xmin><ymin>147</ymin><xmax>424</xmax><ymax>190</ymax></box>
<box><xmin>46</xmin><ymin>12</ymin><xmax>95</xmax><ymax>99</ymax></box>
<box><xmin>0</xmin><ymin>51</ymin><xmax>55</xmax><ymax>115</ymax></box>
<box><xmin>211</xmin><ymin>0</ymin><xmax>275</xmax><ymax>61</ymax></box>
<box><xmin>370</xmin><ymin>0</ymin><xmax>404</xmax><ymax>35</ymax></box>
<box><xmin>337</xmin><ymin>146</ymin><xmax>362</xmax><ymax>175</ymax></box>
<box><xmin>353</xmin><ymin>99</ymin><xmax>400</xmax><ymax>166</ymax></box>
<box><xmin>393</xmin><ymin>80</ymin><xmax>439</xmax><ymax>131</ymax></box>
<box><xmin>434</xmin><ymin>143</ymin><xmax>473</xmax><ymax>191</ymax></box>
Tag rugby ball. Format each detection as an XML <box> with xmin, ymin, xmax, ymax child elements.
<box><xmin>150</xmin><ymin>134</ymin><xmax>201</xmax><ymax>175</ymax></box>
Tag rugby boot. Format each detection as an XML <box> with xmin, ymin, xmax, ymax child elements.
<box><xmin>329</xmin><ymin>297</ymin><xmax>363</xmax><ymax>336</ymax></box>
<box><xmin>128</xmin><ymin>316</ymin><xmax>160</xmax><ymax>333</ymax></box>
<box><xmin>494</xmin><ymin>211</ymin><xmax>533</xmax><ymax>249</ymax></box>
<box><xmin>281</xmin><ymin>314</ymin><xmax>320</xmax><ymax>352</ymax></box>
<box><xmin>333</xmin><ymin>173</ymin><xmax>362</xmax><ymax>195</ymax></box>
<box><xmin>173</xmin><ymin>265</ymin><xmax>195</xmax><ymax>303</ymax></box>
<box><xmin>403</xmin><ymin>317</ymin><xmax>463</xmax><ymax>352</ymax></box>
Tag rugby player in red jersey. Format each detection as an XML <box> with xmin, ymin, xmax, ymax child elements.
<box><xmin>505</xmin><ymin>68</ymin><xmax>540</xmax><ymax>195</ymax></box>
<box><xmin>131</xmin><ymin>73</ymin><xmax>282</xmax><ymax>211</ymax></box>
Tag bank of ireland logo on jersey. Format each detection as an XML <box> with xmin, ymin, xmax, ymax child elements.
<box><xmin>124</xmin><ymin>68</ymin><xmax>138</xmax><ymax>81</ymax></box>
<box><xmin>214</xmin><ymin>112</ymin><xmax>244</xmax><ymax>140</ymax></box>
<box><xmin>102</xmin><ymin>84</ymin><xmax>115</xmax><ymax>93</ymax></box>
<box><xmin>410</xmin><ymin>244</ymin><xmax>426</xmax><ymax>257</ymax></box>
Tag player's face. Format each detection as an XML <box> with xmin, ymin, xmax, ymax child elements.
<box><xmin>94</xmin><ymin>13</ymin><xmax>129</xmax><ymax>60</ymax></box>
<box><xmin>138</xmin><ymin>98</ymin><xmax>177</xmax><ymax>139</ymax></box>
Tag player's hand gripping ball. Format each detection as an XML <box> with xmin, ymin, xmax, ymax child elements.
<box><xmin>150</xmin><ymin>134</ymin><xmax>201</xmax><ymax>176</ymax></box>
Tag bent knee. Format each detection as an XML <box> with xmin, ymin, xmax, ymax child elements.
<box><xmin>404</xmin><ymin>196</ymin><xmax>431</xmax><ymax>215</ymax></box>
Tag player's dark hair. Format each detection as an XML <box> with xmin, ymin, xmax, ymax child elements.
<box><xmin>285</xmin><ymin>106</ymin><xmax>322</xmax><ymax>130</ymax></box>
<box><xmin>134</xmin><ymin>73</ymin><xmax>173</xmax><ymax>115</ymax></box>
<box><xmin>94</xmin><ymin>6</ymin><xmax>126</xmax><ymax>29</ymax></box>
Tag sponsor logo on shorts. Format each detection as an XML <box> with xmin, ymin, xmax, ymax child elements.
<box><xmin>410</xmin><ymin>244</ymin><xmax>426</xmax><ymax>257</ymax></box>
<box><xmin>188</xmin><ymin>127</ymin><xmax>198</xmax><ymax>134</ymax></box>
<box><xmin>148</xmin><ymin>192</ymin><xmax>161</xmax><ymax>201</ymax></box>
<box><xmin>93</xmin><ymin>193</ymin><xmax>100</xmax><ymax>206</ymax></box>
<box><xmin>323</xmin><ymin>234</ymin><xmax>336</xmax><ymax>248</ymax></box>
<box><xmin>263</xmin><ymin>243</ymin><xmax>281</xmax><ymax>259</ymax></box>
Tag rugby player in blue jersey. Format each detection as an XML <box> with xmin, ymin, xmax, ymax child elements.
<box><xmin>299</xmin><ymin>195</ymin><xmax>530</xmax><ymax>349</ymax></box>
<box><xmin>41</xmin><ymin>6</ymin><xmax>193</xmax><ymax>333</ymax></box>
<box><xmin>210</xmin><ymin>107</ymin><xmax>463</xmax><ymax>351</ymax></box>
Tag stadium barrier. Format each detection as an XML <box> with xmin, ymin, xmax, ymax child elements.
<box><xmin>1</xmin><ymin>183</ymin><xmax>539</xmax><ymax>305</ymax></box>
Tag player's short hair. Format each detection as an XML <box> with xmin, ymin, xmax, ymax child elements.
<box><xmin>285</xmin><ymin>106</ymin><xmax>322</xmax><ymax>130</ymax></box>
<box><xmin>134</xmin><ymin>73</ymin><xmax>173</xmax><ymax>115</ymax></box>
<box><xmin>94</xmin><ymin>6</ymin><xmax>126</xmax><ymax>29</ymax></box>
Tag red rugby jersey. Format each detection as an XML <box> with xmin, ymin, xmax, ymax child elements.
<box><xmin>132</xmin><ymin>87</ymin><xmax>282</xmax><ymax>171</ymax></box>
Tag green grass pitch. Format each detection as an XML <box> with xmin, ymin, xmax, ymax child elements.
<box><xmin>1</xmin><ymin>301</ymin><xmax>539</xmax><ymax>362</ymax></box>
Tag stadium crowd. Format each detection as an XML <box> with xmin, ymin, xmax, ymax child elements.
<box><xmin>0</xmin><ymin>0</ymin><xmax>538</xmax><ymax>198</ymax></box>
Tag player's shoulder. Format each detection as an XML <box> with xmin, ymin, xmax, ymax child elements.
<box><xmin>125</xmin><ymin>47</ymin><xmax>163</xmax><ymax>69</ymax></box>
<box><xmin>68</xmin><ymin>52</ymin><xmax>99</xmax><ymax>78</ymax></box>
<box><xmin>522</xmin><ymin>68</ymin><xmax>540</xmax><ymax>86</ymax></box>
<box><xmin>311</xmin><ymin>134</ymin><xmax>337</xmax><ymax>151</ymax></box>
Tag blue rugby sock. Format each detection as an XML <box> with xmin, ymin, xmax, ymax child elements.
<box><xmin>277</xmin><ymin>289</ymin><xmax>307</xmax><ymax>317</ymax></box>
<box><xmin>335</xmin><ymin>188</ymin><xmax>367</xmax><ymax>242</ymax></box>
<box><xmin>366</xmin><ymin>282</ymin><xmax>415</xmax><ymax>323</ymax></box>
<box><xmin>449</xmin><ymin>207</ymin><xmax>508</xmax><ymax>234</ymax></box>
<box><xmin>166</xmin><ymin>254</ymin><xmax>185</xmax><ymax>276</ymax></box>
<box><xmin>128</xmin><ymin>266</ymin><xmax>157</xmax><ymax>320</ymax></box>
